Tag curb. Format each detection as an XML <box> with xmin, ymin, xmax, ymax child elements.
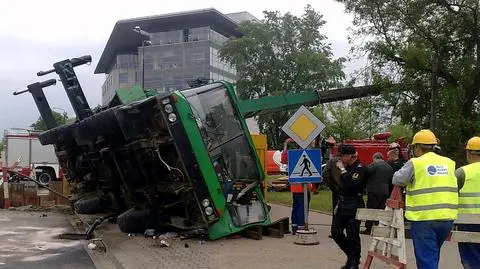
<box><xmin>64</xmin><ymin>212</ymin><xmax>126</xmax><ymax>269</ymax></box>
<box><xmin>267</xmin><ymin>201</ymin><xmax>333</xmax><ymax>216</ymax></box>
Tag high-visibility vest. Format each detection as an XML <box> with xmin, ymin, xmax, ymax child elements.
<box><xmin>290</xmin><ymin>183</ymin><xmax>314</xmax><ymax>193</ymax></box>
<box><xmin>459</xmin><ymin>162</ymin><xmax>480</xmax><ymax>214</ymax></box>
<box><xmin>406</xmin><ymin>152</ymin><xmax>458</xmax><ymax>221</ymax></box>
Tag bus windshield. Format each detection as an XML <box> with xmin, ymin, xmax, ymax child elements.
<box><xmin>182</xmin><ymin>84</ymin><xmax>260</xmax><ymax>184</ymax></box>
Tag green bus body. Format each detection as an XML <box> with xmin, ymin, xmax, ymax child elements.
<box><xmin>170</xmin><ymin>81</ymin><xmax>270</xmax><ymax>239</ymax></box>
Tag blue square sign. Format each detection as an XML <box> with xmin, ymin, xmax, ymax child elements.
<box><xmin>288</xmin><ymin>149</ymin><xmax>322</xmax><ymax>183</ymax></box>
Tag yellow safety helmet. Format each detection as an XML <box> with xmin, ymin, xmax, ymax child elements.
<box><xmin>466</xmin><ymin>136</ymin><xmax>480</xmax><ymax>151</ymax></box>
<box><xmin>412</xmin><ymin>129</ymin><xmax>437</xmax><ymax>145</ymax></box>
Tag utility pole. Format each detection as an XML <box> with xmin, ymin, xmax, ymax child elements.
<box><xmin>133</xmin><ymin>26</ymin><xmax>152</xmax><ymax>90</ymax></box>
<box><xmin>430</xmin><ymin>54</ymin><xmax>439</xmax><ymax>131</ymax></box>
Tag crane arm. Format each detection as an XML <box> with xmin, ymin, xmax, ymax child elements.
<box><xmin>239</xmin><ymin>84</ymin><xmax>384</xmax><ymax>118</ymax></box>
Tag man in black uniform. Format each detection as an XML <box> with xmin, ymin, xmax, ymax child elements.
<box><xmin>322</xmin><ymin>152</ymin><xmax>341</xmax><ymax>235</ymax></box>
<box><xmin>331</xmin><ymin>144</ymin><xmax>366</xmax><ymax>269</ymax></box>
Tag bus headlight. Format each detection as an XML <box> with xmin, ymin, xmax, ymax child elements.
<box><xmin>168</xmin><ymin>113</ymin><xmax>177</xmax><ymax>122</ymax></box>
<box><xmin>205</xmin><ymin>206</ymin><xmax>213</xmax><ymax>216</ymax></box>
<box><xmin>162</xmin><ymin>98</ymin><xmax>170</xmax><ymax>105</ymax></box>
<box><xmin>164</xmin><ymin>104</ymin><xmax>173</xmax><ymax>113</ymax></box>
<box><xmin>202</xmin><ymin>199</ymin><xmax>210</xmax><ymax>207</ymax></box>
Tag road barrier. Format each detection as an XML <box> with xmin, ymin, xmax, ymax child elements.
<box><xmin>357</xmin><ymin>186</ymin><xmax>480</xmax><ymax>269</ymax></box>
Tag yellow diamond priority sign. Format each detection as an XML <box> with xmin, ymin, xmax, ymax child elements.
<box><xmin>281</xmin><ymin>105</ymin><xmax>325</xmax><ymax>149</ymax></box>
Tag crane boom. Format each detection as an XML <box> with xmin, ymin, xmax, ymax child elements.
<box><xmin>239</xmin><ymin>84</ymin><xmax>384</xmax><ymax>118</ymax></box>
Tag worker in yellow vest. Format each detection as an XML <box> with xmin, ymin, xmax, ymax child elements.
<box><xmin>455</xmin><ymin>136</ymin><xmax>480</xmax><ymax>269</ymax></box>
<box><xmin>392</xmin><ymin>129</ymin><xmax>460</xmax><ymax>269</ymax></box>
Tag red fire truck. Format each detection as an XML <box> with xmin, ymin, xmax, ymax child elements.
<box><xmin>1</xmin><ymin>129</ymin><xmax>63</xmax><ymax>184</ymax></box>
<box><xmin>276</xmin><ymin>132</ymin><xmax>409</xmax><ymax>170</ymax></box>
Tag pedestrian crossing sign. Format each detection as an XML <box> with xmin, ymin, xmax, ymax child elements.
<box><xmin>288</xmin><ymin>149</ymin><xmax>322</xmax><ymax>183</ymax></box>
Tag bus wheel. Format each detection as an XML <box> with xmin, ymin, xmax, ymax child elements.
<box><xmin>117</xmin><ymin>208</ymin><xmax>155</xmax><ymax>234</ymax></box>
<box><xmin>74</xmin><ymin>197</ymin><xmax>101</xmax><ymax>214</ymax></box>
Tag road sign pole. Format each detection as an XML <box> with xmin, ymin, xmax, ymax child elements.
<box><xmin>282</xmin><ymin>105</ymin><xmax>325</xmax><ymax>245</ymax></box>
<box><xmin>303</xmin><ymin>183</ymin><xmax>308</xmax><ymax>231</ymax></box>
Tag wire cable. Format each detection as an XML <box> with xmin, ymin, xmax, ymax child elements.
<box><xmin>155</xmin><ymin>149</ymin><xmax>185</xmax><ymax>181</ymax></box>
<box><xmin>8</xmin><ymin>170</ymin><xmax>69</xmax><ymax>199</ymax></box>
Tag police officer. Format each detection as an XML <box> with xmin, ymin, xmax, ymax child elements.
<box><xmin>455</xmin><ymin>136</ymin><xmax>479</xmax><ymax>269</ymax></box>
<box><xmin>322</xmin><ymin>151</ymin><xmax>342</xmax><ymax>230</ymax></box>
<box><xmin>392</xmin><ymin>129</ymin><xmax>460</xmax><ymax>269</ymax></box>
<box><xmin>331</xmin><ymin>144</ymin><xmax>366</xmax><ymax>269</ymax></box>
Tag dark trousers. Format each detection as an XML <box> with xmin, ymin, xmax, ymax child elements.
<box><xmin>331</xmin><ymin>211</ymin><xmax>361</xmax><ymax>264</ymax></box>
<box><xmin>365</xmin><ymin>192</ymin><xmax>388</xmax><ymax>231</ymax></box>
<box><xmin>411</xmin><ymin>220</ymin><xmax>454</xmax><ymax>269</ymax></box>
<box><xmin>331</xmin><ymin>191</ymin><xmax>340</xmax><ymax>226</ymax></box>
<box><xmin>291</xmin><ymin>192</ymin><xmax>310</xmax><ymax>227</ymax></box>
<box><xmin>458</xmin><ymin>224</ymin><xmax>480</xmax><ymax>269</ymax></box>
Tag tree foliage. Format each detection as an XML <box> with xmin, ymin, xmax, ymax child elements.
<box><xmin>30</xmin><ymin>111</ymin><xmax>73</xmax><ymax>131</ymax></box>
<box><xmin>220</xmin><ymin>5</ymin><xmax>345</xmax><ymax>148</ymax></box>
<box><xmin>338</xmin><ymin>0</ymin><xmax>480</xmax><ymax>160</ymax></box>
<box><xmin>313</xmin><ymin>97</ymin><xmax>387</xmax><ymax>141</ymax></box>
<box><xmin>387</xmin><ymin>123</ymin><xmax>414</xmax><ymax>143</ymax></box>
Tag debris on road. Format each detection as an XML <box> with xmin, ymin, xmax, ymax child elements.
<box><xmin>160</xmin><ymin>240</ymin><xmax>170</xmax><ymax>247</ymax></box>
<box><xmin>144</xmin><ymin>229</ymin><xmax>155</xmax><ymax>237</ymax></box>
<box><xmin>7</xmin><ymin>204</ymin><xmax>72</xmax><ymax>214</ymax></box>
<box><xmin>87</xmin><ymin>243</ymin><xmax>96</xmax><ymax>250</ymax></box>
<box><xmin>158</xmin><ymin>232</ymin><xmax>178</xmax><ymax>240</ymax></box>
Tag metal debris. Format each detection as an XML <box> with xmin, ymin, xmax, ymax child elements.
<box><xmin>88</xmin><ymin>243</ymin><xmax>96</xmax><ymax>250</ymax></box>
<box><xmin>144</xmin><ymin>229</ymin><xmax>156</xmax><ymax>237</ymax></box>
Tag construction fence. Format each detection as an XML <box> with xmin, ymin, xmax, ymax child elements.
<box><xmin>0</xmin><ymin>181</ymin><xmax>69</xmax><ymax>208</ymax></box>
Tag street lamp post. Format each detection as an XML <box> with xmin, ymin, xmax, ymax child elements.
<box><xmin>133</xmin><ymin>26</ymin><xmax>152</xmax><ymax>90</ymax></box>
<box><xmin>430</xmin><ymin>54</ymin><xmax>439</xmax><ymax>132</ymax></box>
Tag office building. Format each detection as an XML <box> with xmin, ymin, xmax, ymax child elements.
<box><xmin>95</xmin><ymin>8</ymin><xmax>257</xmax><ymax>105</ymax></box>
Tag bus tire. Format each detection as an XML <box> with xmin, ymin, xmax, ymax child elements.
<box><xmin>117</xmin><ymin>208</ymin><xmax>154</xmax><ymax>234</ymax></box>
<box><xmin>74</xmin><ymin>197</ymin><xmax>101</xmax><ymax>214</ymax></box>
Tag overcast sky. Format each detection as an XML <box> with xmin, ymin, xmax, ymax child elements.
<box><xmin>0</xmin><ymin>0</ymin><xmax>362</xmax><ymax>134</ymax></box>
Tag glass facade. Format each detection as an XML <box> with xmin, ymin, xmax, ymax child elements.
<box><xmin>101</xmin><ymin>26</ymin><xmax>239</xmax><ymax>105</ymax></box>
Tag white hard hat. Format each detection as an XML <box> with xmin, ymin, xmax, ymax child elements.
<box><xmin>389</xmin><ymin>142</ymin><xmax>400</xmax><ymax>150</ymax></box>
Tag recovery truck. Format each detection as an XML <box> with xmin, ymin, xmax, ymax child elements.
<box><xmin>12</xmin><ymin>55</ymin><xmax>385</xmax><ymax>240</ymax></box>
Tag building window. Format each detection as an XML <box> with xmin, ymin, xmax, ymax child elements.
<box><xmin>117</xmin><ymin>54</ymin><xmax>138</xmax><ymax>69</ymax></box>
<box><xmin>183</xmin><ymin>29</ymin><xmax>190</xmax><ymax>42</ymax></box>
<box><xmin>189</xmin><ymin>27</ymin><xmax>209</xmax><ymax>42</ymax></box>
<box><xmin>210</xmin><ymin>29</ymin><xmax>228</xmax><ymax>45</ymax></box>
<box><xmin>151</xmin><ymin>30</ymin><xmax>182</xmax><ymax>45</ymax></box>
<box><xmin>119</xmin><ymin>73</ymin><xmax>129</xmax><ymax>84</ymax></box>
<box><xmin>210</xmin><ymin>47</ymin><xmax>237</xmax><ymax>75</ymax></box>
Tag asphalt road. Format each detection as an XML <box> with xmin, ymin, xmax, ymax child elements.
<box><xmin>0</xmin><ymin>209</ymin><xmax>96</xmax><ymax>269</ymax></box>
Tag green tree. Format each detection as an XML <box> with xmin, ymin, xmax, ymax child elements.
<box><xmin>313</xmin><ymin>96</ymin><xmax>389</xmax><ymax>141</ymax></box>
<box><xmin>30</xmin><ymin>111</ymin><xmax>71</xmax><ymax>131</ymax></box>
<box><xmin>220</xmin><ymin>5</ymin><xmax>345</xmax><ymax>148</ymax></box>
<box><xmin>387</xmin><ymin>123</ymin><xmax>414</xmax><ymax>143</ymax></box>
<box><xmin>337</xmin><ymin>0</ymin><xmax>480</xmax><ymax>159</ymax></box>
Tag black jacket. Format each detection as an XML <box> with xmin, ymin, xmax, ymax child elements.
<box><xmin>321</xmin><ymin>156</ymin><xmax>342</xmax><ymax>193</ymax></box>
<box><xmin>366</xmin><ymin>160</ymin><xmax>394</xmax><ymax>195</ymax></box>
<box><xmin>337</xmin><ymin>160</ymin><xmax>367</xmax><ymax>216</ymax></box>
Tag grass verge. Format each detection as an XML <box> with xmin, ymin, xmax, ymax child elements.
<box><xmin>265</xmin><ymin>190</ymin><xmax>333</xmax><ymax>214</ymax></box>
